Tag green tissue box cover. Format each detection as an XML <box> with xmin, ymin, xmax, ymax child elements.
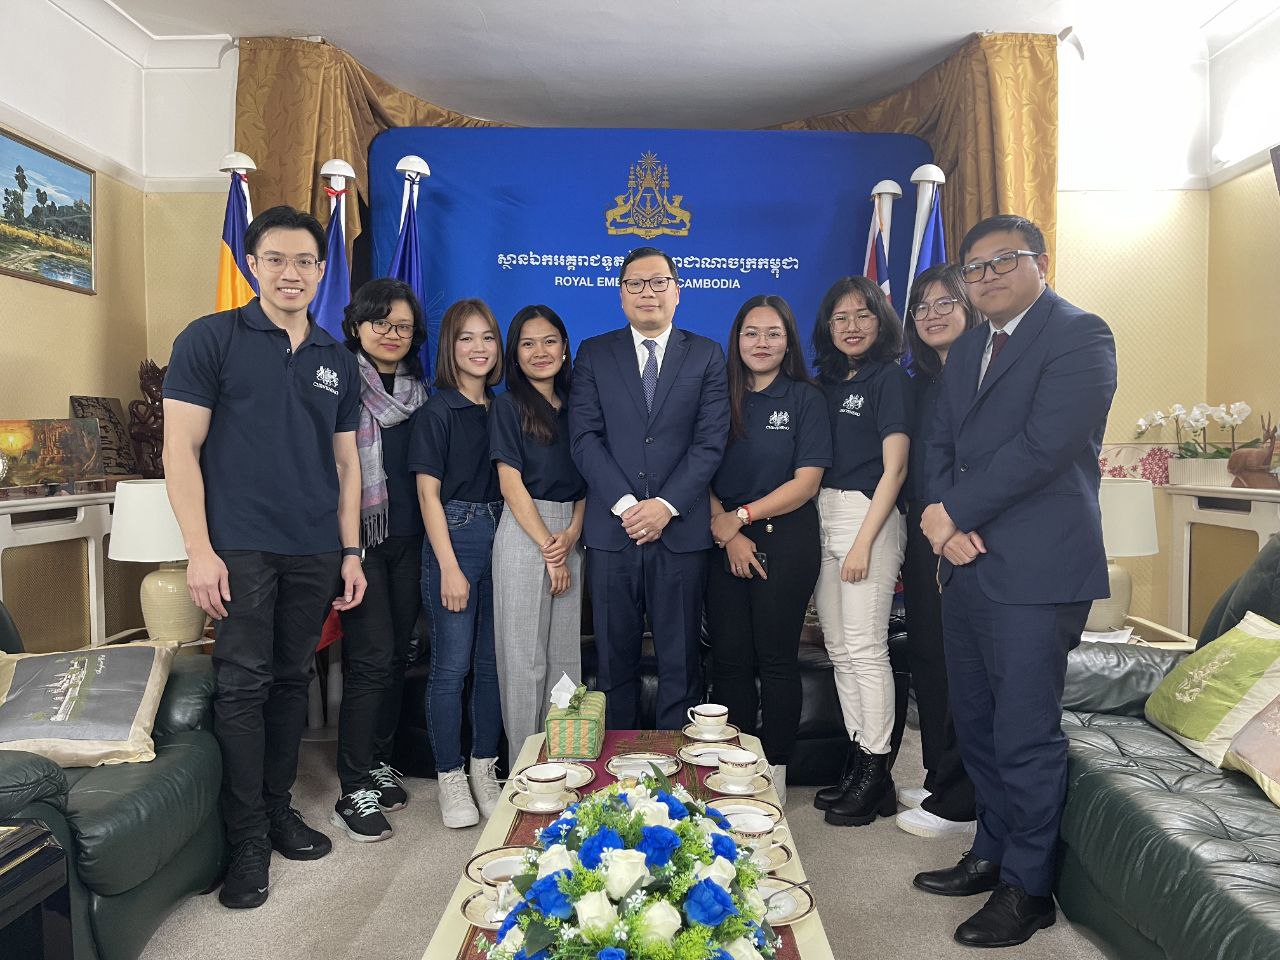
<box><xmin>545</xmin><ymin>689</ymin><xmax>605</xmax><ymax>758</ymax></box>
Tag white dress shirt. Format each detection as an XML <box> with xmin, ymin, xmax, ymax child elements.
<box><xmin>978</xmin><ymin>290</ymin><xmax>1041</xmax><ymax>384</ymax></box>
<box><xmin>613</xmin><ymin>323</ymin><xmax>679</xmax><ymax>519</ymax></box>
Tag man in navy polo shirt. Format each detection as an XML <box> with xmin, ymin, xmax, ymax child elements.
<box><xmin>162</xmin><ymin>205</ymin><xmax>366</xmax><ymax>910</ymax></box>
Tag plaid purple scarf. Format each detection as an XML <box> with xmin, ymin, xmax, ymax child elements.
<box><xmin>356</xmin><ymin>352</ymin><xmax>427</xmax><ymax>548</ymax></box>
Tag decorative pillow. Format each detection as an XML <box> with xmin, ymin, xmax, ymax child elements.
<box><xmin>1145</xmin><ymin>611</ymin><xmax>1280</xmax><ymax>766</ymax></box>
<box><xmin>0</xmin><ymin>642</ymin><xmax>175</xmax><ymax>766</ymax></box>
<box><xmin>1223</xmin><ymin>694</ymin><xmax>1280</xmax><ymax>807</ymax></box>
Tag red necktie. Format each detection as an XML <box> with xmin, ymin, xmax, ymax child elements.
<box><xmin>982</xmin><ymin>331</ymin><xmax>1009</xmax><ymax>385</ymax></box>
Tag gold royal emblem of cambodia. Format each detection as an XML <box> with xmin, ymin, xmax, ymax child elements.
<box><xmin>605</xmin><ymin>152</ymin><xmax>691</xmax><ymax>238</ymax></box>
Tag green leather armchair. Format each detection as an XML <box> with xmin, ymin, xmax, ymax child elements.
<box><xmin>0</xmin><ymin>600</ymin><xmax>227</xmax><ymax>960</ymax></box>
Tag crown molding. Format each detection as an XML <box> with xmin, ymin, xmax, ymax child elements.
<box><xmin>49</xmin><ymin>0</ymin><xmax>233</xmax><ymax>70</ymax></box>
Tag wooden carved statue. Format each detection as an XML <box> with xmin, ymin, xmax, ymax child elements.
<box><xmin>1229</xmin><ymin>413</ymin><xmax>1279</xmax><ymax>489</ymax></box>
<box><xmin>128</xmin><ymin>360</ymin><xmax>167</xmax><ymax>479</ymax></box>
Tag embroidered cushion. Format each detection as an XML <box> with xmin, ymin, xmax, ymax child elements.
<box><xmin>1145</xmin><ymin>612</ymin><xmax>1280</xmax><ymax>765</ymax></box>
<box><xmin>1223</xmin><ymin>694</ymin><xmax>1280</xmax><ymax>807</ymax></box>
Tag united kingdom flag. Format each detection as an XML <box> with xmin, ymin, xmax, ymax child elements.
<box><xmin>863</xmin><ymin>202</ymin><xmax>891</xmax><ymax>296</ymax></box>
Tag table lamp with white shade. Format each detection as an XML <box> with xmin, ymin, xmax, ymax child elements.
<box><xmin>108</xmin><ymin>479</ymin><xmax>207</xmax><ymax>644</ymax></box>
<box><xmin>1086</xmin><ymin>478</ymin><xmax>1160</xmax><ymax>631</ymax></box>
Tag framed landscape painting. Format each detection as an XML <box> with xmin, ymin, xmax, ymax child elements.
<box><xmin>0</xmin><ymin>126</ymin><xmax>94</xmax><ymax>294</ymax></box>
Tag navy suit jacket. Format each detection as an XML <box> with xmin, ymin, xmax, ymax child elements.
<box><xmin>569</xmin><ymin>326</ymin><xmax>729</xmax><ymax>553</ymax></box>
<box><xmin>924</xmin><ymin>288</ymin><xmax>1117</xmax><ymax>605</ymax></box>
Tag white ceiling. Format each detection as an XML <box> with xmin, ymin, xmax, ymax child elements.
<box><xmin>111</xmin><ymin>0</ymin><xmax>1253</xmax><ymax>128</ymax></box>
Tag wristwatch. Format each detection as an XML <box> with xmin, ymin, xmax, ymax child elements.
<box><xmin>341</xmin><ymin>546</ymin><xmax>364</xmax><ymax>561</ymax></box>
<box><xmin>735</xmin><ymin>507</ymin><xmax>751</xmax><ymax>526</ymax></box>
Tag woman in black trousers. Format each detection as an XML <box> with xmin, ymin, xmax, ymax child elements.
<box><xmin>897</xmin><ymin>263</ymin><xmax>980</xmax><ymax>838</ymax></box>
<box><xmin>332</xmin><ymin>279</ymin><xmax>429</xmax><ymax>843</ymax></box>
<box><xmin>706</xmin><ymin>294</ymin><xmax>832</xmax><ymax>805</ymax></box>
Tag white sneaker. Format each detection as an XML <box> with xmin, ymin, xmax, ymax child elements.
<box><xmin>768</xmin><ymin>764</ymin><xmax>788</xmax><ymax>806</ymax></box>
<box><xmin>438</xmin><ymin>768</ymin><xmax>479</xmax><ymax>829</ymax></box>
<box><xmin>897</xmin><ymin>786</ymin><xmax>930</xmax><ymax>809</ymax></box>
<box><xmin>469</xmin><ymin>756</ymin><xmax>502</xmax><ymax>818</ymax></box>
<box><xmin>895</xmin><ymin>805</ymin><xmax>977</xmax><ymax>839</ymax></box>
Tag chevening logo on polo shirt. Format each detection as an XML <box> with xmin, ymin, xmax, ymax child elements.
<box><xmin>840</xmin><ymin>394</ymin><xmax>865</xmax><ymax>417</ymax></box>
<box><xmin>766</xmin><ymin>410</ymin><xmax>791</xmax><ymax>431</ymax></box>
<box><xmin>313</xmin><ymin>365</ymin><xmax>340</xmax><ymax>395</ymax></box>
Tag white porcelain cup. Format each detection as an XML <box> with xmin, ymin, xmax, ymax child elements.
<box><xmin>480</xmin><ymin>854</ymin><xmax>525</xmax><ymax>886</ymax></box>
<box><xmin>687</xmin><ymin>703</ymin><xmax>729</xmax><ymax>735</ymax></box>
<box><xmin>717</xmin><ymin>748</ymin><xmax>767</xmax><ymax>786</ymax></box>
<box><xmin>513</xmin><ymin>762</ymin><xmax>568</xmax><ymax>800</ymax></box>
<box><xmin>727</xmin><ymin>812</ymin><xmax>791</xmax><ymax>851</ymax></box>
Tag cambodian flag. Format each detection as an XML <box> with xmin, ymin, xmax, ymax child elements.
<box><xmin>312</xmin><ymin>193</ymin><xmax>351</xmax><ymax>341</ymax></box>
<box><xmin>214</xmin><ymin>172</ymin><xmax>257</xmax><ymax>311</ymax></box>
<box><xmin>863</xmin><ymin>204</ymin><xmax>891</xmax><ymax>296</ymax></box>
<box><xmin>386</xmin><ymin>172</ymin><xmax>431</xmax><ymax>376</ymax></box>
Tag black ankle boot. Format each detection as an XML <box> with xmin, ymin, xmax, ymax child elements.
<box><xmin>824</xmin><ymin>745</ymin><xmax>896</xmax><ymax>826</ymax></box>
<box><xmin>814</xmin><ymin>739</ymin><xmax>862</xmax><ymax>811</ymax></box>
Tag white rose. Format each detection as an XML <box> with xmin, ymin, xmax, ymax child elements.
<box><xmin>624</xmin><ymin>784</ymin><xmax>653</xmax><ymax>806</ymax></box>
<box><xmin>637</xmin><ymin>899</ymin><xmax>683</xmax><ymax>944</ymax></box>
<box><xmin>693</xmin><ymin>815</ymin><xmax>729</xmax><ymax>839</ymax></box>
<box><xmin>695</xmin><ymin>855</ymin><xmax>737</xmax><ymax>889</ymax></box>
<box><xmin>604</xmin><ymin>848</ymin><xmax>650</xmax><ymax>900</ymax></box>
<box><xmin>574</xmin><ymin>889</ymin><xmax>618</xmax><ymax>935</ymax></box>
<box><xmin>631</xmin><ymin>797</ymin><xmax>674</xmax><ymax>828</ymax></box>
<box><xmin>743</xmin><ymin>886</ymin><xmax>767</xmax><ymax>919</ymax></box>
<box><xmin>725</xmin><ymin>936</ymin><xmax>765</xmax><ymax>960</ymax></box>
<box><xmin>537</xmin><ymin>843</ymin><xmax>576</xmax><ymax>878</ymax></box>
<box><xmin>499</xmin><ymin>926</ymin><xmax>524</xmax><ymax>952</ymax></box>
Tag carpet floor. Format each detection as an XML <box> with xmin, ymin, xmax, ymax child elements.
<box><xmin>141</xmin><ymin>728</ymin><xmax>1108</xmax><ymax>960</ymax></box>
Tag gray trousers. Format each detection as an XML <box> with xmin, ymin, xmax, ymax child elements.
<box><xmin>492</xmin><ymin>498</ymin><xmax>583</xmax><ymax>768</ymax></box>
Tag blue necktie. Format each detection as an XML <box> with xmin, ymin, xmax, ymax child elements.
<box><xmin>641</xmin><ymin>339</ymin><xmax>658</xmax><ymax>411</ymax></box>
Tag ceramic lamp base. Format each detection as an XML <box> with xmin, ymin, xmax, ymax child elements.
<box><xmin>1086</xmin><ymin>563</ymin><xmax>1132</xmax><ymax>632</ymax></box>
<box><xmin>140</xmin><ymin>561</ymin><xmax>207</xmax><ymax>644</ymax></box>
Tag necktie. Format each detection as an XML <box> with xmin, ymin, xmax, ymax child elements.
<box><xmin>641</xmin><ymin>339</ymin><xmax>659</xmax><ymax>411</ymax></box>
<box><xmin>982</xmin><ymin>330</ymin><xmax>1009</xmax><ymax>386</ymax></box>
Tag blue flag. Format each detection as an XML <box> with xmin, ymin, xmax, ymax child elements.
<box><xmin>386</xmin><ymin>176</ymin><xmax>431</xmax><ymax>377</ymax></box>
<box><xmin>915</xmin><ymin>188</ymin><xmax>946</xmax><ymax>285</ymax></box>
<box><xmin>312</xmin><ymin>202</ymin><xmax>350</xmax><ymax>341</ymax></box>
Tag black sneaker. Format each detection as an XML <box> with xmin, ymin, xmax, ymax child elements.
<box><xmin>370</xmin><ymin>762</ymin><xmax>409</xmax><ymax>811</ymax></box>
<box><xmin>219</xmin><ymin>837</ymin><xmax>271</xmax><ymax>909</ymax></box>
<box><xmin>332</xmin><ymin>789</ymin><xmax>394</xmax><ymax>842</ymax></box>
<box><xmin>267</xmin><ymin>807</ymin><xmax>332</xmax><ymax>860</ymax></box>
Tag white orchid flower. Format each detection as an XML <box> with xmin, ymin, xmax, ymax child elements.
<box><xmin>1170</xmin><ymin>403</ymin><xmax>1187</xmax><ymax>418</ymax></box>
<box><xmin>1210</xmin><ymin>404</ymin><xmax>1229</xmax><ymax>423</ymax></box>
<box><xmin>1230</xmin><ymin>402</ymin><xmax>1252</xmax><ymax>420</ymax></box>
<box><xmin>1136</xmin><ymin>417</ymin><xmax>1150</xmax><ymax>435</ymax></box>
<box><xmin>1192</xmin><ymin>402</ymin><xmax>1212</xmax><ymax>415</ymax></box>
<box><xmin>1152</xmin><ymin>410</ymin><xmax>1167</xmax><ymax>425</ymax></box>
<box><xmin>1186</xmin><ymin>411</ymin><xmax>1209</xmax><ymax>430</ymax></box>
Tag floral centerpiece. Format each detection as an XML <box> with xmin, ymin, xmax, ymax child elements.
<box><xmin>476</xmin><ymin>767</ymin><xmax>781</xmax><ymax>960</ymax></box>
<box><xmin>1135</xmin><ymin>402</ymin><xmax>1262</xmax><ymax>486</ymax></box>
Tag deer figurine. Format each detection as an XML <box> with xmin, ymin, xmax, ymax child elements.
<box><xmin>1229</xmin><ymin>412</ymin><xmax>1279</xmax><ymax>489</ymax></box>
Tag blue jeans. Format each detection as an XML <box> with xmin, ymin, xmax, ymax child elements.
<box><xmin>423</xmin><ymin>499</ymin><xmax>502</xmax><ymax>772</ymax></box>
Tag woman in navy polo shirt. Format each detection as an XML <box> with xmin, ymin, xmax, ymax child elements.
<box><xmin>332</xmin><ymin>279</ymin><xmax>429</xmax><ymax>844</ymax></box>
<box><xmin>409</xmin><ymin>299</ymin><xmax>504</xmax><ymax>829</ymax></box>
<box><xmin>895</xmin><ymin>263</ymin><xmax>982</xmax><ymax>841</ymax></box>
<box><xmin>810</xmin><ymin>276</ymin><xmax>913</xmax><ymax>827</ymax></box>
<box><xmin>490</xmin><ymin>305</ymin><xmax>586</xmax><ymax>769</ymax></box>
<box><xmin>706</xmin><ymin>294</ymin><xmax>831</xmax><ymax>805</ymax></box>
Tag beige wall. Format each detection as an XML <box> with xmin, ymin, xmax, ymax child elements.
<box><xmin>1207</xmin><ymin>163</ymin><xmax>1280</xmax><ymax>422</ymax></box>
<box><xmin>0</xmin><ymin>173</ymin><xmax>147</xmax><ymax>418</ymax></box>
<box><xmin>144</xmin><ymin>192</ymin><xmax>225</xmax><ymax>363</ymax></box>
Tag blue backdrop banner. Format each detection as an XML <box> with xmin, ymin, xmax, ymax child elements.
<box><xmin>369</xmin><ymin>128</ymin><xmax>933</xmax><ymax>370</ymax></box>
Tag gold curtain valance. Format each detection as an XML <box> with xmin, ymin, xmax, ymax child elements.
<box><xmin>235</xmin><ymin>37</ymin><xmax>497</xmax><ymax>244</ymax></box>
<box><xmin>777</xmin><ymin>32</ymin><xmax>1058</xmax><ymax>280</ymax></box>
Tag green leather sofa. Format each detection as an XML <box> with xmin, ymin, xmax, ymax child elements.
<box><xmin>1056</xmin><ymin>535</ymin><xmax>1280</xmax><ymax>960</ymax></box>
<box><xmin>0</xmin><ymin>601</ymin><xmax>227</xmax><ymax>960</ymax></box>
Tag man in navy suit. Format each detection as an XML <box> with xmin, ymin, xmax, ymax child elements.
<box><xmin>915</xmin><ymin>215</ymin><xmax>1117</xmax><ymax>948</ymax></box>
<box><xmin>569</xmin><ymin>247</ymin><xmax>729</xmax><ymax>730</ymax></box>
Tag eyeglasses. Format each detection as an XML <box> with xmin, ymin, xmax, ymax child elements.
<box><xmin>621</xmin><ymin>276</ymin><xmax>674</xmax><ymax>294</ymax></box>
<box><xmin>829</xmin><ymin>311</ymin><xmax>876</xmax><ymax>330</ymax></box>
<box><xmin>252</xmin><ymin>253</ymin><xmax>320</xmax><ymax>275</ymax></box>
<box><xmin>366</xmin><ymin>319</ymin><xmax>415</xmax><ymax>339</ymax></box>
<box><xmin>959</xmin><ymin>250</ymin><xmax>1038</xmax><ymax>283</ymax></box>
<box><xmin>909</xmin><ymin>297</ymin><xmax>962</xmax><ymax>322</ymax></box>
<box><xmin>739</xmin><ymin>328</ymin><xmax>787</xmax><ymax>343</ymax></box>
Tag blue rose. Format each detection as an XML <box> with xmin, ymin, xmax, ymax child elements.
<box><xmin>579</xmin><ymin>826</ymin><xmax>624</xmax><ymax>869</ymax></box>
<box><xmin>637</xmin><ymin>824</ymin><xmax>682</xmax><ymax>867</ymax></box>
<box><xmin>597</xmin><ymin>949</ymin><xmax>627</xmax><ymax>960</ymax></box>
<box><xmin>538</xmin><ymin>816</ymin><xmax>577</xmax><ymax>847</ymax></box>
<box><xmin>749</xmin><ymin>920</ymin><xmax>767</xmax><ymax>946</ymax></box>
<box><xmin>655</xmin><ymin>789</ymin><xmax>689</xmax><ymax>820</ymax></box>
<box><xmin>683</xmin><ymin>877</ymin><xmax>739</xmax><ymax>927</ymax></box>
<box><xmin>712</xmin><ymin>951</ymin><xmax>732</xmax><ymax>960</ymax></box>
<box><xmin>513</xmin><ymin>949</ymin><xmax>548</xmax><ymax>960</ymax></box>
<box><xmin>703</xmin><ymin>805</ymin><xmax>730</xmax><ymax>829</ymax></box>
<box><xmin>710</xmin><ymin>832</ymin><xmax>738</xmax><ymax>863</ymax></box>
<box><xmin>496</xmin><ymin>899</ymin><xmax>526</xmax><ymax>941</ymax></box>
<box><xmin>526</xmin><ymin>869</ymin><xmax>573</xmax><ymax>920</ymax></box>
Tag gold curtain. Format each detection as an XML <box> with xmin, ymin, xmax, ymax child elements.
<box><xmin>234</xmin><ymin>37</ymin><xmax>496</xmax><ymax>244</ymax></box>
<box><xmin>776</xmin><ymin>32</ymin><xmax>1058</xmax><ymax>279</ymax></box>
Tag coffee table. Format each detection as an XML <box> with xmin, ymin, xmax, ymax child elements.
<box><xmin>422</xmin><ymin>729</ymin><xmax>835</xmax><ymax>960</ymax></box>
